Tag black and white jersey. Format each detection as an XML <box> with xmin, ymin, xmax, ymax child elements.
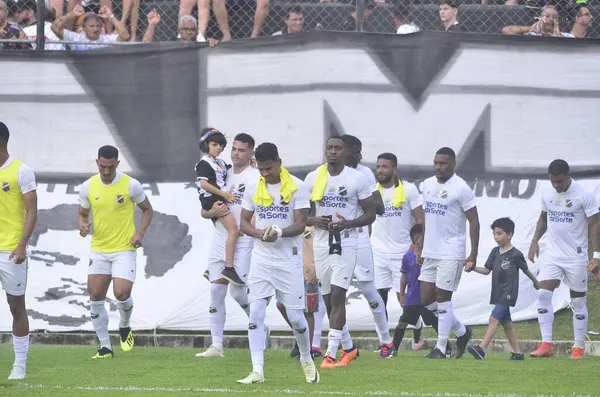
<box><xmin>195</xmin><ymin>155</ymin><xmax>229</xmax><ymax>198</ymax></box>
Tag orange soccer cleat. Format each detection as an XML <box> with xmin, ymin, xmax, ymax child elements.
<box><xmin>320</xmin><ymin>354</ymin><xmax>336</xmax><ymax>369</ymax></box>
<box><xmin>530</xmin><ymin>342</ymin><xmax>555</xmax><ymax>358</ymax></box>
<box><xmin>335</xmin><ymin>347</ymin><xmax>359</xmax><ymax>367</ymax></box>
<box><xmin>570</xmin><ymin>347</ymin><xmax>584</xmax><ymax>360</ymax></box>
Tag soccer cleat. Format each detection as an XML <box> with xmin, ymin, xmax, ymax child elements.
<box><xmin>510</xmin><ymin>353</ymin><xmax>525</xmax><ymax>360</ymax></box>
<box><xmin>91</xmin><ymin>347</ymin><xmax>114</xmax><ymax>359</ymax></box>
<box><xmin>196</xmin><ymin>345</ymin><xmax>224</xmax><ymax>357</ymax></box>
<box><xmin>320</xmin><ymin>354</ymin><xmax>336</xmax><ymax>369</ymax></box>
<box><xmin>335</xmin><ymin>346</ymin><xmax>359</xmax><ymax>367</ymax></box>
<box><xmin>570</xmin><ymin>347</ymin><xmax>584</xmax><ymax>359</ymax></box>
<box><xmin>119</xmin><ymin>327</ymin><xmax>134</xmax><ymax>352</ymax></box>
<box><xmin>467</xmin><ymin>345</ymin><xmax>485</xmax><ymax>360</ymax></box>
<box><xmin>203</xmin><ymin>270</ymin><xmax>210</xmax><ymax>281</ymax></box>
<box><xmin>236</xmin><ymin>372</ymin><xmax>265</xmax><ymax>384</ymax></box>
<box><xmin>290</xmin><ymin>342</ymin><xmax>300</xmax><ymax>359</ymax></box>
<box><xmin>530</xmin><ymin>342</ymin><xmax>554</xmax><ymax>358</ymax></box>
<box><xmin>412</xmin><ymin>327</ymin><xmax>424</xmax><ymax>351</ymax></box>
<box><xmin>221</xmin><ymin>267</ymin><xmax>245</xmax><ymax>286</ymax></box>
<box><xmin>8</xmin><ymin>364</ymin><xmax>26</xmax><ymax>380</ymax></box>
<box><xmin>301</xmin><ymin>359</ymin><xmax>320</xmax><ymax>383</ymax></box>
<box><xmin>455</xmin><ymin>326</ymin><xmax>472</xmax><ymax>359</ymax></box>
<box><xmin>425</xmin><ymin>347</ymin><xmax>447</xmax><ymax>359</ymax></box>
<box><xmin>379</xmin><ymin>342</ymin><xmax>395</xmax><ymax>359</ymax></box>
<box><xmin>372</xmin><ymin>346</ymin><xmax>381</xmax><ymax>353</ymax></box>
<box><xmin>311</xmin><ymin>347</ymin><xmax>322</xmax><ymax>359</ymax></box>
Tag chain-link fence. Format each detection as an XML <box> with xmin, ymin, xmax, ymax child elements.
<box><xmin>0</xmin><ymin>0</ymin><xmax>597</xmax><ymax>52</ymax></box>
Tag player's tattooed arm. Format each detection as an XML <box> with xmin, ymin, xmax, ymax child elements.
<box><xmin>464</xmin><ymin>207</ymin><xmax>480</xmax><ymax>267</ymax></box>
<box><xmin>331</xmin><ymin>196</ymin><xmax>376</xmax><ymax>230</ymax></box>
<box><xmin>528</xmin><ymin>211</ymin><xmax>547</xmax><ymax>262</ymax></box>
<box><xmin>281</xmin><ymin>208</ymin><xmax>309</xmax><ymax>238</ymax></box>
<box><xmin>372</xmin><ymin>190</ymin><xmax>385</xmax><ymax>216</ymax></box>
<box><xmin>240</xmin><ymin>208</ymin><xmax>266</xmax><ymax>239</ymax></box>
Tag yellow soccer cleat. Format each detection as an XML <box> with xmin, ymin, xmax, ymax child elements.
<box><xmin>91</xmin><ymin>347</ymin><xmax>114</xmax><ymax>359</ymax></box>
<box><xmin>119</xmin><ymin>327</ymin><xmax>135</xmax><ymax>352</ymax></box>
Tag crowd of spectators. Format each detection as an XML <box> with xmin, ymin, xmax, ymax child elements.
<box><xmin>0</xmin><ymin>0</ymin><xmax>593</xmax><ymax>50</ymax></box>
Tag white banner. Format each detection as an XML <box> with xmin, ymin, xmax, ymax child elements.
<box><xmin>1</xmin><ymin>178</ymin><xmax>597</xmax><ymax>332</ymax></box>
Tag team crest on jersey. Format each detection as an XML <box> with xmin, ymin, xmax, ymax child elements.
<box><xmin>338</xmin><ymin>186</ymin><xmax>347</xmax><ymax>196</ymax></box>
<box><xmin>501</xmin><ymin>259</ymin><xmax>511</xmax><ymax>270</ymax></box>
<box><xmin>237</xmin><ymin>183</ymin><xmax>246</xmax><ymax>193</ymax></box>
<box><xmin>116</xmin><ymin>195</ymin><xmax>124</xmax><ymax>204</ymax></box>
<box><xmin>565</xmin><ymin>199</ymin><xmax>573</xmax><ymax>208</ymax></box>
<box><xmin>1</xmin><ymin>182</ymin><xmax>9</xmax><ymax>192</ymax></box>
<box><xmin>441</xmin><ymin>190</ymin><xmax>448</xmax><ymax>199</ymax></box>
<box><xmin>280</xmin><ymin>195</ymin><xmax>289</xmax><ymax>205</ymax></box>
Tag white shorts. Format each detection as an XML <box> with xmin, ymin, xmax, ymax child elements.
<box><xmin>373</xmin><ymin>250</ymin><xmax>403</xmax><ymax>293</ymax></box>
<box><xmin>314</xmin><ymin>246</ymin><xmax>357</xmax><ymax>295</ymax></box>
<box><xmin>247</xmin><ymin>259</ymin><xmax>305</xmax><ymax>310</ymax></box>
<box><xmin>0</xmin><ymin>251</ymin><xmax>28</xmax><ymax>296</ymax></box>
<box><xmin>418</xmin><ymin>258</ymin><xmax>465</xmax><ymax>292</ymax></box>
<box><xmin>354</xmin><ymin>245</ymin><xmax>375</xmax><ymax>281</ymax></box>
<box><xmin>207</xmin><ymin>245</ymin><xmax>252</xmax><ymax>283</ymax></box>
<box><xmin>88</xmin><ymin>250</ymin><xmax>137</xmax><ymax>283</ymax></box>
<box><xmin>538</xmin><ymin>259</ymin><xmax>588</xmax><ymax>293</ymax></box>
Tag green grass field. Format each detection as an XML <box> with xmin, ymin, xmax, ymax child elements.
<box><xmin>0</xmin><ymin>345</ymin><xmax>599</xmax><ymax>397</ymax></box>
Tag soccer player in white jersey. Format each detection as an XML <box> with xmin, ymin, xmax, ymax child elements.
<box><xmin>338</xmin><ymin>135</ymin><xmax>394</xmax><ymax>357</ymax></box>
<box><xmin>237</xmin><ymin>143</ymin><xmax>319</xmax><ymax>385</ymax></box>
<box><xmin>420</xmin><ymin>147</ymin><xmax>479</xmax><ymax>359</ymax></box>
<box><xmin>371</xmin><ymin>153</ymin><xmax>425</xmax><ymax>352</ymax></box>
<box><xmin>0</xmin><ymin>123</ymin><xmax>37</xmax><ymax>380</ymax></box>
<box><xmin>305</xmin><ymin>136</ymin><xmax>376</xmax><ymax>368</ymax></box>
<box><xmin>528</xmin><ymin>159</ymin><xmax>600</xmax><ymax>359</ymax></box>
<box><xmin>78</xmin><ymin>145</ymin><xmax>154</xmax><ymax>359</ymax></box>
<box><xmin>197</xmin><ymin>133</ymin><xmax>263</xmax><ymax>358</ymax></box>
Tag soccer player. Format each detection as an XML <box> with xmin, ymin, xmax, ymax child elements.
<box><xmin>420</xmin><ymin>147</ymin><xmax>479</xmax><ymax>359</ymax></box>
<box><xmin>465</xmin><ymin>217</ymin><xmax>539</xmax><ymax>360</ymax></box>
<box><xmin>371</xmin><ymin>153</ymin><xmax>425</xmax><ymax>352</ymax></box>
<box><xmin>195</xmin><ymin>128</ymin><xmax>244</xmax><ymax>286</ymax></box>
<box><xmin>77</xmin><ymin>145</ymin><xmax>154</xmax><ymax>359</ymax></box>
<box><xmin>305</xmin><ymin>136</ymin><xmax>376</xmax><ymax>368</ymax></box>
<box><xmin>237</xmin><ymin>143</ymin><xmax>319</xmax><ymax>384</ymax></box>
<box><xmin>528</xmin><ymin>159</ymin><xmax>600</xmax><ymax>359</ymax></box>
<box><xmin>0</xmin><ymin>122</ymin><xmax>37</xmax><ymax>380</ymax></box>
<box><xmin>197</xmin><ymin>133</ymin><xmax>262</xmax><ymax>358</ymax></box>
<box><xmin>337</xmin><ymin>135</ymin><xmax>394</xmax><ymax>357</ymax></box>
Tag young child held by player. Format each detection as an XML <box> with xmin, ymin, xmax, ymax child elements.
<box><xmin>195</xmin><ymin>128</ymin><xmax>244</xmax><ymax>286</ymax></box>
<box><xmin>465</xmin><ymin>217</ymin><xmax>539</xmax><ymax>360</ymax></box>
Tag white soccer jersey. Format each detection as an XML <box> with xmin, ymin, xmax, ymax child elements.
<box><xmin>421</xmin><ymin>174</ymin><xmax>476</xmax><ymax>260</ymax></box>
<box><xmin>304</xmin><ymin>166</ymin><xmax>372</xmax><ymax>249</ymax></box>
<box><xmin>213</xmin><ymin>166</ymin><xmax>260</xmax><ymax>249</ymax></box>
<box><xmin>242</xmin><ymin>175</ymin><xmax>309</xmax><ymax>263</ymax></box>
<box><xmin>371</xmin><ymin>181</ymin><xmax>422</xmax><ymax>255</ymax></box>
<box><xmin>355</xmin><ymin>164</ymin><xmax>378</xmax><ymax>248</ymax></box>
<box><xmin>541</xmin><ymin>181</ymin><xmax>599</xmax><ymax>262</ymax></box>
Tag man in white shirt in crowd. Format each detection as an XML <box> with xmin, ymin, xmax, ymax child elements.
<box><xmin>371</xmin><ymin>152</ymin><xmax>425</xmax><ymax>352</ymax></box>
<box><xmin>15</xmin><ymin>0</ymin><xmax>65</xmax><ymax>50</ymax></box>
<box><xmin>420</xmin><ymin>147</ymin><xmax>479</xmax><ymax>359</ymax></box>
<box><xmin>528</xmin><ymin>159</ymin><xmax>600</xmax><ymax>359</ymax></box>
<box><xmin>238</xmin><ymin>143</ymin><xmax>318</xmax><ymax>385</ymax></box>
<box><xmin>305</xmin><ymin>137</ymin><xmax>376</xmax><ymax>368</ymax></box>
<box><xmin>392</xmin><ymin>4</ymin><xmax>420</xmax><ymax>34</ymax></box>
<box><xmin>197</xmin><ymin>133</ymin><xmax>265</xmax><ymax>358</ymax></box>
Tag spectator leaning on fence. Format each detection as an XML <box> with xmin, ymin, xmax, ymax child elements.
<box><xmin>0</xmin><ymin>0</ymin><xmax>30</xmax><ymax>50</ymax></box>
<box><xmin>569</xmin><ymin>5</ymin><xmax>591</xmax><ymax>38</ymax></box>
<box><xmin>439</xmin><ymin>0</ymin><xmax>465</xmax><ymax>32</ymax></box>
<box><xmin>273</xmin><ymin>6</ymin><xmax>305</xmax><ymax>36</ymax></box>
<box><xmin>16</xmin><ymin>0</ymin><xmax>65</xmax><ymax>50</ymax></box>
<box><xmin>178</xmin><ymin>0</ymin><xmax>231</xmax><ymax>41</ymax></box>
<box><xmin>502</xmin><ymin>5</ymin><xmax>575</xmax><ymax>37</ymax></box>
<box><xmin>392</xmin><ymin>4</ymin><xmax>420</xmax><ymax>34</ymax></box>
<box><xmin>51</xmin><ymin>5</ymin><xmax>129</xmax><ymax>51</ymax></box>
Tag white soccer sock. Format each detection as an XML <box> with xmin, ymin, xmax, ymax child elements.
<box><xmin>116</xmin><ymin>296</ymin><xmax>134</xmax><ymax>328</ymax></box>
<box><xmin>209</xmin><ymin>283</ymin><xmax>228</xmax><ymax>349</ymax></box>
<box><xmin>249</xmin><ymin>299</ymin><xmax>267</xmax><ymax>375</ymax></box>
<box><xmin>341</xmin><ymin>324</ymin><xmax>353</xmax><ymax>350</ymax></box>
<box><xmin>358</xmin><ymin>280</ymin><xmax>391</xmax><ymax>344</ymax></box>
<box><xmin>12</xmin><ymin>334</ymin><xmax>29</xmax><ymax>366</ymax></box>
<box><xmin>452</xmin><ymin>317</ymin><xmax>467</xmax><ymax>337</ymax></box>
<box><xmin>571</xmin><ymin>296</ymin><xmax>588</xmax><ymax>349</ymax></box>
<box><xmin>537</xmin><ymin>289</ymin><xmax>554</xmax><ymax>343</ymax></box>
<box><xmin>415</xmin><ymin>316</ymin><xmax>423</xmax><ymax>329</ymax></box>
<box><xmin>436</xmin><ymin>301</ymin><xmax>454</xmax><ymax>352</ymax></box>
<box><xmin>90</xmin><ymin>300</ymin><xmax>111</xmax><ymax>350</ymax></box>
<box><xmin>312</xmin><ymin>294</ymin><xmax>326</xmax><ymax>349</ymax></box>
<box><xmin>288</xmin><ymin>309</ymin><xmax>312</xmax><ymax>361</ymax></box>
<box><xmin>327</xmin><ymin>328</ymin><xmax>343</xmax><ymax>359</ymax></box>
<box><xmin>229</xmin><ymin>284</ymin><xmax>250</xmax><ymax>317</ymax></box>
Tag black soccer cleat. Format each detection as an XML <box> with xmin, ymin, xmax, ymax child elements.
<box><xmin>311</xmin><ymin>348</ymin><xmax>322</xmax><ymax>359</ymax></box>
<box><xmin>510</xmin><ymin>353</ymin><xmax>525</xmax><ymax>361</ymax></box>
<box><xmin>455</xmin><ymin>326</ymin><xmax>472</xmax><ymax>359</ymax></box>
<box><xmin>290</xmin><ymin>342</ymin><xmax>300</xmax><ymax>359</ymax></box>
<box><xmin>425</xmin><ymin>347</ymin><xmax>447</xmax><ymax>359</ymax></box>
<box><xmin>91</xmin><ymin>346</ymin><xmax>114</xmax><ymax>359</ymax></box>
<box><xmin>467</xmin><ymin>345</ymin><xmax>485</xmax><ymax>360</ymax></box>
<box><xmin>221</xmin><ymin>267</ymin><xmax>245</xmax><ymax>286</ymax></box>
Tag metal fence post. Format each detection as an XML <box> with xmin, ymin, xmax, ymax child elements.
<box><xmin>355</xmin><ymin>0</ymin><xmax>365</xmax><ymax>33</ymax></box>
<box><xmin>36</xmin><ymin>0</ymin><xmax>45</xmax><ymax>51</ymax></box>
